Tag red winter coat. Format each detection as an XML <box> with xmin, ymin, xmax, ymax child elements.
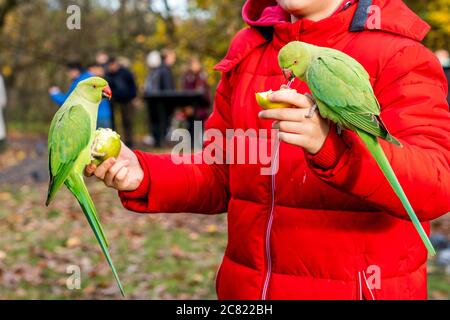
<box><xmin>120</xmin><ymin>0</ymin><xmax>450</xmax><ymax>300</ymax></box>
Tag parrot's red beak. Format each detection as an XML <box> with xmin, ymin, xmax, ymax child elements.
<box><xmin>102</xmin><ymin>86</ymin><xmax>112</xmax><ymax>100</ymax></box>
<box><xmin>282</xmin><ymin>68</ymin><xmax>295</xmax><ymax>81</ymax></box>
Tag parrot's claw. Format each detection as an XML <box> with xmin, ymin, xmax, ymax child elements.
<box><xmin>336</xmin><ymin>124</ymin><xmax>343</xmax><ymax>135</ymax></box>
<box><xmin>304</xmin><ymin>93</ymin><xmax>318</xmax><ymax>119</ymax></box>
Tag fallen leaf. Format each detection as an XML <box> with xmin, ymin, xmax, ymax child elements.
<box><xmin>16</xmin><ymin>151</ymin><xmax>26</xmax><ymax>161</ymax></box>
<box><xmin>206</xmin><ymin>224</ymin><xmax>218</xmax><ymax>233</ymax></box>
<box><xmin>66</xmin><ymin>237</ymin><xmax>81</xmax><ymax>248</ymax></box>
<box><xmin>0</xmin><ymin>192</ymin><xmax>12</xmax><ymax>201</ymax></box>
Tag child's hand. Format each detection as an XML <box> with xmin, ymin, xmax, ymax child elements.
<box><xmin>85</xmin><ymin>142</ymin><xmax>144</xmax><ymax>191</ymax></box>
<box><xmin>258</xmin><ymin>90</ymin><xmax>330</xmax><ymax>155</ymax></box>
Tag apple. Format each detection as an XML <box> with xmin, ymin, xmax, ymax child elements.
<box><xmin>255</xmin><ymin>88</ymin><xmax>296</xmax><ymax>110</ymax></box>
<box><xmin>91</xmin><ymin>128</ymin><xmax>122</xmax><ymax>166</ymax></box>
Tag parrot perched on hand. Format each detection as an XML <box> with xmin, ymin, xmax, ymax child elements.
<box><xmin>278</xmin><ymin>41</ymin><xmax>436</xmax><ymax>256</ymax></box>
<box><xmin>45</xmin><ymin>77</ymin><xmax>125</xmax><ymax>295</ymax></box>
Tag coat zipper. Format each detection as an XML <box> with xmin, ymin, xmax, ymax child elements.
<box><xmin>261</xmin><ymin>136</ymin><xmax>280</xmax><ymax>300</ymax></box>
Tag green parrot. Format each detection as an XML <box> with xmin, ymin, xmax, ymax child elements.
<box><xmin>46</xmin><ymin>77</ymin><xmax>125</xmax><ymax>295</ymax></box>
<box><xmin>278</xmin><ymin>41</ymin><xmax>436</xmax><ymax>256</ymax></box>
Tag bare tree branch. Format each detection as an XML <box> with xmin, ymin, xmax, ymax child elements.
<box><xmin>161</xmin><ymin>0</ymin><xmax>176</xmax><ymax>42</ymax></box>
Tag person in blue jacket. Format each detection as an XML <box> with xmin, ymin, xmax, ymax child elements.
<box><xmin>48</xmin><ymin>61</ymin><xmax>113</xmax><ymax>128</ymax></box>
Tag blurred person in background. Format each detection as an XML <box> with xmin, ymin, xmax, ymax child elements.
<box><xmin>144</xmin><ymin>48</ymin><xmax>176</xmax><ymax>148</ymax></box>
<box><xmin>0</xmin><ymin>70</ymin><xmax>7</xmax><ymax>150</ymax></box>
<box><xmin>143</xmin><ymin>50</ymin><xmax>162</xmax><ymax>146</ymax></box>
<box><xmin>158</xmin><ymin>48</ymin><xmax>176</xmax><ymax>90</ymax></box>
<box><xmin>144</xmin><ymin>50</ymin><xmax>162</xmax><ymax>93</ymax></box>
<box><xmin>96</xmin><ymin>51</ymin><xmax>110</xmax><ymax>69</ymax></box>
<box><xmin>181</xmin><ymin>56</ymin><xmax>211</xmax><ymax>135</ymax></box>
<box><xmin>435</xmin><ymin>49</ymin><xmax>450</xmax><ymax>107</ymax></box>
<box><xmin>117</xmin><ymin>56</ymin><xmax>132</xmax><ymax>69</ymax></box>
<box><xmin>107</xmin><ymin>57</ymin><xmax>137</xmax><ymax>148</ymax></box>
<box><xmin>87</xmin><ymin>63</ymin><xmax>113</xmax><ymax>129</ymax></box>
<box><xmin>48</xmin><ymin>61</ymin><xmax>91</xmax><ymax>106</ymax></box>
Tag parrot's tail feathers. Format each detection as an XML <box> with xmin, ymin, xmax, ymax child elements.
<box><xmin>385</xmin><ymin>133</ymin><xmax>402</xmax><ymax>148</ymax></box>
<box><xmin>46</xmin><ymin>179</ymin><xmax>58</xmax><ymax>206</ymax></box>
<box><xmin>45</xmin><ymin>195</ymin><xmax>52</xmax><ymax>207</ymax></box>
<box><xmin>65</xmin><ymin>175</ymin><xmax>124</xmax><ymax>296</ymax></box>
<box><xmin>377</xmin><ymin>115</ymin><xmax>403</xmax><ymax>147</ymax></box>
<box><xmin>356</xmin><ymin>129</ymin><xmax>436</xmax><ymax>256</ymax></box>
<box><xmin>46</xmin><ymin>153</ymin><xmax>58</xmax><ymax>206</ymax></box>
<box><xmin>65</xmin><ymin>176</ymin><xmax>110</xmax><ymax>248</ymax></box>
<box><xmin>46</xmin><ymin>157</ymin><xmax>74</xmax><ymax>206</ymax></box>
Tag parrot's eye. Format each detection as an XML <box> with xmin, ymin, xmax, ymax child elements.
<box><xmin>93</xmin><ymin>85</ymin><xmax>97</xmax><ymax>89</ymax></box>
<box><xmin>294</xmin><ymin>60</ymin><xmax>298</xmax><ymax>65</ymax></box>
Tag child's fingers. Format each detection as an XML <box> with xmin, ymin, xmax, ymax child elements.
<box><xmin>259</xmin><ymin>108</ymin><xmax>309</xmax><ymax>122</ymax></box>
<box><xmin>84</xmin><ymin>163</ymin><xmax>97</xmax><ymax>177</ymax></box>
<box><xmin>114</xmin><ymin>167</ymin><xmax>129</xmax><ymax>189</ymax></box>
<box><xmin>115</xmin><ymin>167</ymin><xmax>128</xmax><ymax>182</ymax></box>
<box><xmin>273</xmin><ymin>120</ymin><xmax>304</xmax><ymax>134</ymax></box>
<box><xmin>279</xmin><ymin>131</ymin><xmax>306</xmax><ymax>147</ymax></box>
<box><xmin>104</xmin><ymin>160</ymin><xmax>130</xmax><ymax>187</ymax></box>
<box><xmin>94</xmin><ymin>158</ymin><xmax>116</xmax><ymax>180</ymax></box>
<box><xmin>269</xmin><ymin>91</ymin><xmax>313</xmax><ymax>109</ymax></box>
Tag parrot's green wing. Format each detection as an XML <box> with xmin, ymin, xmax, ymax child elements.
<box><xmin>307</xmin><ymin>52</ymin><xmax>401</xmax><ymax>146</ymax></box>
<box><xmin>46</xmin><ymin>104</ymin><xmax>91</xmax><ymax>205</ymax></box>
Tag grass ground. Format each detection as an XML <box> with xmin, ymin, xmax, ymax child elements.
<box><xmin>0</xmin><ymin>181</ymin><xmax>228</xmax><ymax>299</ymax></box>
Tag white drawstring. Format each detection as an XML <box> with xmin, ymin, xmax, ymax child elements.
<box><xmin>358</xmin><ymin>271</ymin><xmax>363</xmax><ymax>300</ymax></box>
<box><xmin>362</xmin><ymin>270</ymin><xmax>376</xmax><ymax>300</ymax></box>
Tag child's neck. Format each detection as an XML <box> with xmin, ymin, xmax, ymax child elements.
<box><xmin>291</xmin><ymin>0</ymin><xmax>344</xmax><ymax>22</ymax></box>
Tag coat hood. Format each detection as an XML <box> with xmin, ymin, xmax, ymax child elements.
<box><xmin>242</xmin><ymin>0</ymin><xmax>430</xmax><ymax>41</ymax></box>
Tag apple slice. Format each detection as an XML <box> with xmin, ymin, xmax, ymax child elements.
<box><xmin>255</xmin><ymin>88</ymin><xmax>296</xmax><ymax>110</ymax></box>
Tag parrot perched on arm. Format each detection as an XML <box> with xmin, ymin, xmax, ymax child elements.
<box><xmin>46</xmin><ymin>77</ymin><xmax>125</xmax><ymax>295</ymax></box>
<box><xmin>278</xmin><ymin>41</ymin><xmax>436</xmax><ymax>256</ymax></box>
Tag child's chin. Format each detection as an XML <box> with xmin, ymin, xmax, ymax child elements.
<box><xmin>278</xmin><ymin>0</ymin><xmax>312</xmax><ymax>14</ymax></box>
